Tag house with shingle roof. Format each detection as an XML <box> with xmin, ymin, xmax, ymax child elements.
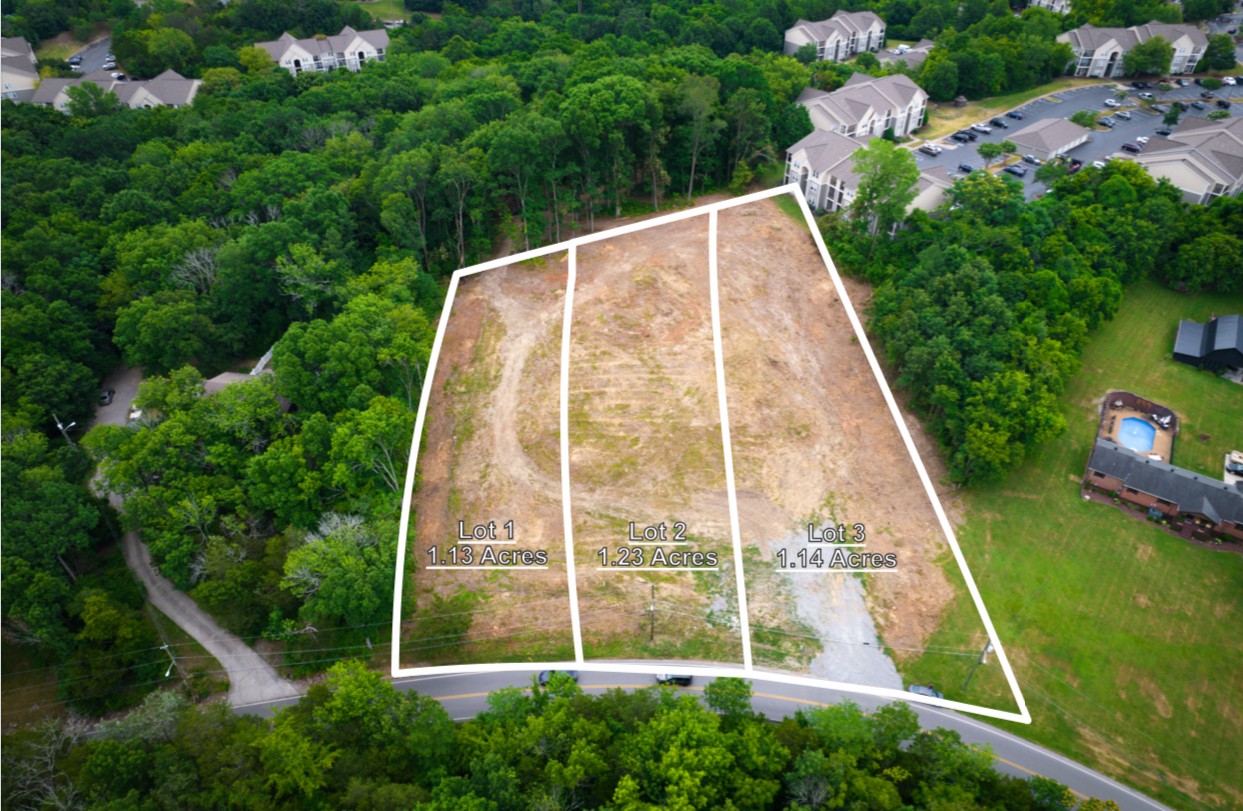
<box><xmin>256</xmin><ymin>26</ymin><xmax>389</xmax><ymax>76</ymax></box>
<box><xmin>1174</xmin><ymin>315</ymin><xmax>1243</xmax><ymax>372</ymax></box>
<box><xmin>1008</xmin><ymin>118</ymin><xmax>1093</xmax><ymax>162</ymax></box>
<box><xmin>797</xmin><ymin>73</ymin><xmax>927</xmax><ymax>140</ymax></box>
<box><xmin>1058</xmin><ymin>21</ymin><xmax>1206</xmax><ymax>77</ymax></box>
<box><xmin>1134</xmin><ymin>117</ymin><xmax>1243</xmax><ymax>205</ymax></box>
<box><xmin>2</xmin><ymin>36</ymin><xmax>38</xmax><ymax>102</ymax></box>
<box><xmin>1085</xmin><ymin>439</ymin><xmax>1243</xmax><ymax>542</ymax></box>
<box><xmin>32</xmin><ymin>69</ymin><xmax>201</xmax><ymax>112</ymax></box>
<box><xmin>784</xmin><ymin>11</ymin><xmax>886</xmax><ymax>62</ymax></box>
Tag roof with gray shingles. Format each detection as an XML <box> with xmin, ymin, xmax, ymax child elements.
<box><xmin>1174</xmin><ymin>314</ymin><xmax>1243</xmax><ymax>360</ymax></box>
<box><xmin>1087</xmin><ymin>438</ymin><xmax>1243</xmax><ymax>525</ymax></box>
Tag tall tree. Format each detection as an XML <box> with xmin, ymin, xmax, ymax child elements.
<box><xmin>849</xmin><ymin>138</ymin><xmax>921</xmax><ymax>247</ymax></box>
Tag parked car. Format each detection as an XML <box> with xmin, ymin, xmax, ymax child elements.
<box><xmin>1091</xmin><ymin>160</ymin><xmax>1107</xmax><ymax>169</ymax></box>
<box><xmin>949</xmin><ymin>132</ymin><xmax>971</xmax><ymax>143</ymax></box>
<box><xmin>918</xmin><ymin>144</ymin><xmax>943</xmax><ymax>156</ymax></box>
<box><xmin>908</xmin><ymin>684</ymin><xmax>944</xmax><ymax>699</ymax></box>
<box><xmin>1115</xmin><ymin>110</ymin><xmax>1132</xmax><ymax>119</ymax></box>
<box><xmin>1201</xmin><ymin>90</ymin><xmax>1216</xmax><ymax>99</ymax></box>
<box><xmin>111</xmin><ymin>72</ymin><xmax>126</xmax><ymax>80</ymax></box>
<box><xmin>1067</xmin><ymin>159</ymin><xmax>1083</xmax><ymax>174</ymax></box>
<box><xmin>970</xmin><ymin>123</ymin><xmax>993</xmax><ymax>134</ymax></box>
<box><xmin>1138</xmin><ymin>92</ymin><xmax>1155</xmax><ymax>100</ymax></box>
<box><xmin>1224</xmin><ymin>76</ymin><xmax>1237</xmax><ymax>86</ymax></box>
<box><xmin>1191</xmin><ymin>100</ymin><xmax>1207</xmax><ymax>110</ymax></box>
<box><xmin>1022</xmin><ymin>154</ymin><xmax>1042</xmax><ymax>165</ymax></box>
<box><xmin>1151</xmin><ymin>104</ymin><xmax>1168</xmax><ymax>114</ymax></box>
<box><xmin>99</xmin><ymin>388</ymin><xmax>115</xmax><ymax>406</ymax></box>
<box><xmin>990</xmin><ymin>117</ymin><xmax>1009</xmax><ymax>128</ymax></box>
<box><xmin>1194</xmin><ymin>77</ymin><xmax>1204</xmax><ymax>86</ymax></box>
<box><xmin>68</xmin><ymin>54</ymin><xmax>82</xmax><ymax>65</ymax></box>
<box><xmin>1175</xmin><ymin>78</ymin><xmax>1189</xmax><ymax>87</ymax></box>
<box><xmin>102</xmin><ymin>61</ymin><xmax>116</xmax><ymax>71</ymax></box>
<box><xmin>127</xmin><ymin>404</ymin><xmax>143</xmax><ymax>422</ymax></box>
<box><xmin>1097</xmin><ymin>117</ymin><xmax>1115</xmax><ymax>127</ymax></box>
<box><xmin>1003</xmin><ymin>164</ymin><xmax>1027</xmax><ymax>177</ymax></box>
<box><xmin>1174</xmin><ymin>101</ymin><xmax>1189</xmax><ymax>111</ymax></box>
<box><xmin>537</xmin><ymin>670</ymin><xmax>579</xmax><ymax>685</ymax></box>
<box><xmin>1156</xmin><ymin>126</ymin><xmax>1174</xmax><ymax>136</ymax></box>
<box><xmin>1121</xmin><ymin>142</ymin><xmax>1143</xmax><ymax>153</ymax></box>
<box><xmin>957</xmin><ymin>163</ymin><xmax>976</xmax><ymax>173</ymax></box>
<box><xmin>1005</xmin><ymin>110</ymin><xmax>1024</xmax><ymax>120</ymax></box>
<box><xmin>956</xmin><ymin>129</ymin><xmax>978</xmax><ymax>141</ymax></box>
<box><xmin>1135</xmin><ymin>135</ymin><xmax>1150</xmax><ymax>145</ymax></box>
<box><xmin>1104</xmin><ymin>98</ymin><xmax>1120</xmax><ymax>107</ymax></box>
<box><xmin>1130</xmin><ymin>81</ymin><xmax>1149</xmax><ymax>89</ymax></box>
<box><xmin>1218</xmin><ymin>99</ymin><xmax>1233</xmax><ymax>109</ymax></box>
<box><xmin>656</xmin><ymin>674</ymin><xmax>694</xmax><ymax>686</ymax></box>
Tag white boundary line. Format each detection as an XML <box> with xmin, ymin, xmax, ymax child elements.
<box><xmin>390</xmin><ymin>183</ymin><xmax>1030</xmax><ymax>725</ymax></box>
<box><xmin>708</xmin><ymin>209</ymin><xmax>754</xmax><ymax>671</ymax></box>
<box><xmin>562</xmin><ymin>246</ymin><xmax>585</xmax><ymax>662</ymax></box>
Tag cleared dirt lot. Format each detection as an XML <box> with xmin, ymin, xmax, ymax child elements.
<box><xmin>715</xmin><ymin>199</ymin><xmax>960</xmax><ymax>676</ymax></box>
<box><xmin>402</xmin><ymin>257</ymin><xmax>574</xmax><ymax>668</ymax></box>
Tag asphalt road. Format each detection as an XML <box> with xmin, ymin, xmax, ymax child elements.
<box><xmin>912</xmin><ymin>80</ymin><xmax>1240</xmax><ymax>200</ymax></box>
<box><xmin>239</xmin><ymin>668</ymin><xmax>1171</xmax><ymax>811</ymax></box>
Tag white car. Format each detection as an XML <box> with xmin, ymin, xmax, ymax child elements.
<box><xmin>970</xmin><ymin>123</ymin><xmax>993</xmax><ymax>134</ymax></box>
<box><xmin>1092</xmin><ymin>160</ymin><xmax>1107</xmax><ymax>169</ymax></box>
<box><xmin>1225</xmin><ymin>76</ymin><xmax>1238</xmax><ymax>86</ymax></box>
<box><xmin>1136</xmin><ymin>135</ymin><xmax>1150</xmax><ymax>145</ymax></box>
<box><xmin>1104</xmin><ymin>98</ymin><xmax>1119</xmax><ymax>107</ymax></box>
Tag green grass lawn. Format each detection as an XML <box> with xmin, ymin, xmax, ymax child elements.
<box><xmin>903</xmin><ymin>280</ymin><xmax>1243</xmax><ymax>810</ymax></box>
<box><xmin>920</xmin><ymin>78</ymin><xmax>1113</xmax><ymax>140</ymax></box>
<box><xmin>338</xmin><ymin>0</ymin><xmax>410</xmax><ymax>23</ymax></box>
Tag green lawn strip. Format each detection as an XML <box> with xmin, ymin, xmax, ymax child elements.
<box><xmin>337</xmin><ymin>0</ymin><xmax>410</xmax><ymax>23</ymax></box>
<box><xmin>903</xmin><ymin>280</ymin><xmax>1243</xmax><ymax>810</ymax></box>
<box><xmin>975</xmin><ymin>78</ymin><xmax>1108</xmax><ymax>111</ymax></box>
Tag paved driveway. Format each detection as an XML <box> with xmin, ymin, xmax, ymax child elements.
<box><xmin>911</xmin><ymin>81</ymin><xmax>1237</xmax><ymax>200</ymax></box>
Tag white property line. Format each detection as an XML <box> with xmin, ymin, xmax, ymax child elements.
<box><xmin>390</xmin><ymin>183</ymin><xmax>1031</xmax><ymax>725</ymax></box>
<box><xmin>708</xmin><ymin>209</ymin><xmax>754</xmax><ymax>671</ymax></box>
<box><xmin>561</xmin><ymin>246</ymin><xmax>585</xmax><ymax>663</ymax></box>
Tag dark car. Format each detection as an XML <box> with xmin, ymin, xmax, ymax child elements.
<box><xmin>950</xmin><ymin>132</ymin><xmax>971</xmax><ymax>143</ymax></box>
<box><xmin>68</xmin><ymin>54</ymin><xmax>82</xmax><ymax>65</ymax></box>
<box><xmin>1003</xmin><ymin>164</ymin><xmax>1027</xmax><ymax>177</ymax></box>
<box><xmin>1156</xmin><ymin>126</ymin><xmax>1174</xmax><ymax>136</ymax></box>
<box><xmin>957</xmin><ymin>163</ymin><xmax>976</xmax><ymax>173</ymax></box>
<box><xmin>1226</xmin><ymin>460</ymin><xmax>1243</xmax><ymax>475</ymax></box>
<box><xmin>537</xmin><ymin>670</ymin><xmax>579</xmax><ymax>685</ymax></box>
<box><xmin>99</xmin><ymin>388</ymin><xmax>115</xmax><ymax>406</ymax></box>
<box><xmin>990</xmin><ymin>117</ymin><xmax>1010</xmax><ymax>128</ymax></box>
<box><xmin>1005</xmin><ymin>110</ymin><xmax>1024</xmax><ymax>120</ymax></box>
<box><xmin>1130</xmin><ymin>80</ymin><xmax>1149</xmax><ymax>89</ymax></box>
<box><xmin>1097</xmin><ymin>117</ymin><xmax>1115</xmax><ymax>128</ymax></box>
<box><xmin>1120</xmin><ymin>142</ymin><xmax>1142</xmax><ymax>153</ymax></box>
<box><xmin>1201</xmin><ymin>90</ymin><xmax>1216</xmax><ymax>99</ymax></box>
<box><xmin>1174</xmin><ymin>101</ymin><xmax>1189</xmax><ymax>111</ymax></box>
<box><xmin>1191</xmin><ymin>100</ymin><xmax>1207</xmax><ymax>110</ymax></box>
<box><xmin>656</xmin><ymin>674</ymin><xmax>693</xmax><ymax>686</ymax></box>
<box><xmin>1151</xmin><ymin>104</ymin><xmax>1168</xmax><ymax>114</ymax></box>
<box><xmin>1022</xmin><ymin>154</ymin><xmax>1042</xmax><ymax>165</ymax></box>
<box><xmin>1176</xmin><ymin>78</ymin><xmax>1189</xmax><ymax>87</ymax></box>
<box><xmin>908</xmin><ymin>684</ymin><xmax>944</xmax><ymax>699</ymax></box>
<box><xmin>1194</xmin><ymin>77</ymin><xmax>1204</xmax><ymax>86</ymax></box>
<box><xmin>1066</xmin><ymin>159</ymin><xmax>1083</xmax><ymax>174</ymax></box>
<box><xmin>956</xmin><ymin>129</ymin><xmax>978</xmax><ymax>141</ymax></box>
<box><xmin>918</xmin><ymin>144</ymin><xmax>943</xmax><ymax>156</ymax></box>
<box><xmin>1217</xmin><ymin>99</ymin><xmax>1232</xmax><ymax>109</ymax></box>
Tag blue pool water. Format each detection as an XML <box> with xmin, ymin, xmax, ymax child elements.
<box><xmin>1118</xmin><ymin>417</ymin><xmax>1156</xmax><ymax>453</ymax></box>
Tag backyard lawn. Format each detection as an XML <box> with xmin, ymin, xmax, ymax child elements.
<box><xmin>902</xmin><ymin>280</ymin><xmax>1243</xmax><ymax>811</ymax></box>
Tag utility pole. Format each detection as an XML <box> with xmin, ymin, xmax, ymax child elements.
<box><xmin>961</xmin><ymin>641</ymin><xmax>994</xmax><ymax>693</ymax></box>
<box><xmin>52</xmin><ymin>413</ymin><xmax>77</xmax><ymax>448</ymax></box>
<box><xmin>648</xmin><ymin>584</ymin><xmax>656</xmax><ymax>643</ymax></box>
<box><xmin>160</xmin><ymin>644</ymin><xmax>177</xmax><ymax>678</ymax></box>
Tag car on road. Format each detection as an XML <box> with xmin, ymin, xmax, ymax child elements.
<box><xmin>537</xmin><ymin>670</ymin><xmax>579</xmax><ymax>685</ymax></box>
<box><xmin>908</xmin><ymin>684</ymin><xmax>944</xmax><ymax>699</ymax></box>
<box><xmin>1191</xmin><ymin>100</ymin><xmax>1207</xmax><ymax>110</ymax></box>
<box><xmin>989</xmin><ymin>117</ymin><xmax>1010</xmax><ymax>128</ymax></box>
<box><xmin>1120</xmin><ymin>142</ymin><xmax>1143</xmax><ymax>153</ymax></box>
<box><xmin>656</xmin><ymin>674</ymin><xmax>693</xmax><ymax>686</ymax></box>
<box><xmin>1005</xmin><ymin>110</ymin><xmax>1024</xmax><ymax>120</ymax></box>
<box><xmin>949</xmin><ymin>132</ymin><xmax>971</xmax><ymax>143</ymax></box>
<box><xmin>1097</xmin><ymin>117</ymin><xmax>1115</xmax><ymax>127</ymax></box>
<box><xmin>1003</xmin><ymin>164</ymin><xmax>1027</xmax><ymax>177</ymax></box>
<box><xmin>970</xmin><ymin>123</ymin><xmax>993</xmax><ymax>134</ymax></box>
<box><xmin>1115</xmin><ymin>110</ymin><xmax>1132</xmax><ymax>119</ymax></box>
<box><xmin>957</xmin><ymin>163</ymin><xmax>976</xmax><ymax>173</ymax></box>
<box><xmin>918</xmin><ymin>144</ymin><xmax>943</xmax><ymax>156</ymax></box>
<box><xmin>99</xmin><ymin>388</ymin><xmax>115</xmax><ymax>406</ymax></box>
<box><xmin>1218</xmin><ymin>99</ymin><xmax>1232</xmax><ymax>109</ymax></box>
<box><xmin>1022</xmin><ymin>154</ymin><xmax>1042</xmax><ymax>165</ymax></box>
<box><xmin>1104</xmin><ymin>98</ymin><xmax>1119</xmax><ymax>107</ymax></box>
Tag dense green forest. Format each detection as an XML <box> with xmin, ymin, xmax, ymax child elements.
<box><xmin>3</xmin><ymin>0</ymin><xmax>1242</xmax><ymax>719</ymax></box>
<box><xmin>2</xmin><ymin>668</ymin><xmax>1122</xmax><ymax>810</ymax></box>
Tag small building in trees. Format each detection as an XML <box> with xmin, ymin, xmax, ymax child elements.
<box><xmin>31</xmin><ymin>69</ymin><xmax>201</xmax><ymax>111</ymax></box>
<box><xmin>796</xmin><ymin>74</ymin><xmax>928</xmax><ymax>140</ymax></box>
<box><xmin>784</xmin><ymin>11</ymin><xmax>886</xmax><ymax>62</ymax></box>
<box><xmin>1008</xmin><ymin>118</ymin><xmax>1093</xmax><ymax>162</ymax></box>
<box><xmin>1058</xmin><ymin>22</ymin><xmax>1207</xmax><ymax>77</ymax></box>
<box><xmin>1</xmin><ymin>36</ymin><xmax>38</xmax><ymax>103</ymax></box>
<box><xmin>256</xmin><ymin>26</ymin><xmax>389</xmax><ymax>76</ymax></box>
<box><xmin>1133</xmin><ymin>117</ymin><xmax>1243</xmax><ymax>205</ymax></box>
<box><xmin>1173</xmin><ymin>314</ymin><xmax>1243</xmax><ymax>371</ymax></box>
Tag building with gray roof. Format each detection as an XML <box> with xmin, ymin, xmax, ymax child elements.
<box><xmin>1058</xmin><ymin>21</ymin><xmax>1207</xmax><ymax>77</ymax></box>
<box><xmin>1173</xmin><ymin>314</ymin><xmax>1243</xmax><ymax>372</ymax></box>
<box><xmin>1008</xmin><ymin>118</ymin><xmax>1093</xmax><ymax>162</ymax></box>
<box><xmin>256</xmin><ymin>26</ymin><xmax>389</xmax><ymax>76</ymax></box>
<box><xmin>784</xmin><ymin>11</ymin><xmax>886</xmax><ymax>62</ymax></box>
<box><xmin>1134</xmin><ymin>117</ymin><xmax>1243</xmax><ymax>205</ymax></box>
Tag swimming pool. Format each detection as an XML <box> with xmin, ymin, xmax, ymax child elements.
<box><xmin>1118</xmin><ymin>417</ymin><xmax>1156</xmax><ymax>453</ymax></box>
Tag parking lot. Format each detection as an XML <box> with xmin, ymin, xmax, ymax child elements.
<box><xmin>911</xmin><ymin>81</ymin><xmax>1239</xmax><ymax>199</ymax></box>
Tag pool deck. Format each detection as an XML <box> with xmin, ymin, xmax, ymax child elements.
<box><xmin>1099</xmin><ymin>406</ymin><xmax>1173</xmax><ymax>462</ymax></box>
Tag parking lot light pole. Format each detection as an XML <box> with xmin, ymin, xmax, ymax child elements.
<box><xmin>52</xmin><ymin>413</ymin><xmax>77</xmax><ymax>447</ymax></box>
